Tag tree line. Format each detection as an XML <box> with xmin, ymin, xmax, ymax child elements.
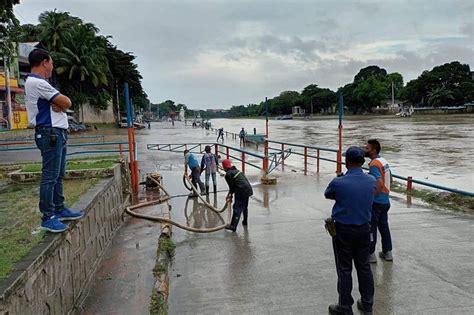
<box><xmin>2</xmin><ymin>6</ymin><xmax>149</xmax><ymax>117</ymax></box>
<box><xmin>156</xmin><ymin>62</ymin><xmax>473</xmax><ymax>118</ymax></box>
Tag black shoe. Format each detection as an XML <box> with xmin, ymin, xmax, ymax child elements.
<box><xmin>225</xmin><ymin>225</ymin><xmax>236</xmax><ymax>232</ymax></box>
<box><xmin>328</xmin><ymin>304</ymin><xmax>353</xmax><ymax>315</ymax></box>
<box><xmin>242</xmin><ymin>220</ymin><xmax>247</xmax><ymax>226</ymax></box>
<box><xmin>356</xmin><ymin>300</ymin><xmax>372</xmax><ymax>315</ymax></box>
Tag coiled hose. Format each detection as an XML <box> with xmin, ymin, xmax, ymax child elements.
<box><xmin>125</xmin><ymin>174</ymin><xmax>232</xmax><ymax>233</ymax></box>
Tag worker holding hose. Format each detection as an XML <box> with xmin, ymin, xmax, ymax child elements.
<box><xmin>184</xmin><ymin>150</ymin><xmax>206</xmax><ymax>197</ymax></box>
<box><xmin>222</xmin><ymin>159</ymin><xmax>253</xmax><ymax>232</ymax></box>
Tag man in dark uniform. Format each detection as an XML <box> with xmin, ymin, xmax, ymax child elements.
<box><xmin>222</xmin><ymin>159</ymin><xmax>253</xmax><ymax>232</ymax></box>
<box><xmin>324</xmin><ymin>146</ymin><xmax>377</xmax><ymax>315</ymax></box>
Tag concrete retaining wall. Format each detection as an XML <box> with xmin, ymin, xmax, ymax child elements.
<box><xmin>79</xmin><ymin>102</ymin><xmax>116</xmax><ymax>124</ymax></box>
<box><xmin>0</xmin><ymin>163</ymin><xmax>130</xmax><ymax>314</ymax></box>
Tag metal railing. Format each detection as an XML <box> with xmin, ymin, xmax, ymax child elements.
<box><xmin>0</xmin><ymin>140</ymin><xmax>129</xmax><ymax>157</ymax></box>
<box><xmin>205</xmin><ymin>128</ymin><xmax>474</xmax><ymax>197</ymax></box>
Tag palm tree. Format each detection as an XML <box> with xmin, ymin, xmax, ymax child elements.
<box><xmin>54</xmin><ymin>23</ymin><xmax>109</xmax><ymax>118</ymax></box>
<box><xmin>38</xmin><ymin>10</ymin><xmax>80</xmax><ymax>51</ymax></box>
<box><xmin>428</xmin><ymin>87</ymin><xmax>455</xmax><ymax>107</ymax></box>
<box><xmin>55</xmin><ymin>23</ymin><xmax>108</xmax><ymax>86</ymax></box>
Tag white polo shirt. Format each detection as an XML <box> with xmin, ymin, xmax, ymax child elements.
<box><xmin>25</xmin><ymin>74</ymin><xmax>69</xmax><ymax>129</ymax></box>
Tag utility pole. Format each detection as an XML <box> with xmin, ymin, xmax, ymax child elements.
<box><xmin>391</xmin><ymin>81</ymin><xmax>395</xmax><ymax>108</ymax></box>
<box><xmin>3</xmin><ymin>56</ymin><xmax>13</xmax><ymax>129</ymax></box>
<box><xmin>311</xmin><ymin>96</ymin><xmax>314</xmax><ymax>116</ymax></box>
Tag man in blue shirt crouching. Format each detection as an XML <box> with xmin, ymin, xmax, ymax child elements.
<box><xmin>324</xmin><ymin>146</ymin><xmax>377</xmax><ymax>315</ymax></box>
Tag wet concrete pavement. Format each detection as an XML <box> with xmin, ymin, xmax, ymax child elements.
<box><xmin>81</xmin><ymin>121</ymin><xmax>474</xmax><ymax>314</ymax></box>
<box><xmin>167</xmin><ymin>171</ymin><xmax>474</xmax><ymax>314</ymax></box>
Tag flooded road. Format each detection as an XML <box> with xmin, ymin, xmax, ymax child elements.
<box><xmin>210</xmin><ymin>114</ymin><xmax>474</xmax><ymax>192</ymax></box>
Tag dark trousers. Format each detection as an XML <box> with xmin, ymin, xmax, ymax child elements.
<box><xmin>191</xmin><ymin>167</ymin><xmax>205</xmax><ymax>192</ymax></box>
<box><xmin>369</xmin><ymin>202</ymin><xmax>392</xmax><ymax>254</ymax></box>
<box><xmin>230</xmin><ymin>194</ymin><xmax>249</xmax><ymax>227</ymax></box>
<box><xmin>332</xmin><ymin>223</ymin><xmax>374</xmax><ymax>311</ymax></box>
<box><xmin>34</xmin><ymin>127</ymin><xmax>68</xmax><ymax>220</ymax></box>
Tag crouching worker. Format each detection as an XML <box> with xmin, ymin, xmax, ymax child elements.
<box><xmin>184</xmin><ymin>149</ymin><xmax>206</xmax><ymax>196</ymax></box>
<box><xmin>222</xmin><ymin>159</ymin><xmax>253</xmax><ymax>232</ymax></box>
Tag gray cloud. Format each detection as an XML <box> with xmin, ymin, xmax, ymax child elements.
<box><xmin>15</xmin><ymin>0</ymin><xmax>474</xmax><ymax>108</ymax></box>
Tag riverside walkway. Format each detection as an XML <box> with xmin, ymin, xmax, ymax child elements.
<box><xmin>84</xmin><ymin>122</ymin><xmax>474</xmax><ymax>314</ymax></box>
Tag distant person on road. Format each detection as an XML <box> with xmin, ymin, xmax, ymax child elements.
<box><xmin>239</xmin><ymin>127</ymin><xmax>246</xmax><ymax>145</ymax></box>
<box><xmin>324</xmin><ymin>146</ymin><xmax>376</xmax><ymax>315</ymax></box>
<box><xmin>200</xmin><ymin>145</ymin><xmax>219</xmax><ymax>195</ymax></box>
<box><xmin>25</xmin><ymin>49</ymin><xmax>83</xmax><ymax>233</ymax></box>
<box><xmin>184</xmin><ymin>149</ymin><xmax>206</xmax><ymax>197</ymax></box>
<box><xmin>217</xmin><ymin>127</ymin><xmax>224</xmax><ymax>142</ymax></box>
<box><xmin>364</xmin><ymin>139</ymin><xmax>393</xmax><ymax>263</ymax></box>
<box><xmin>222</xmin><ymin>159</ymin><xmax>253</xmax><ymax>232</ymax></box>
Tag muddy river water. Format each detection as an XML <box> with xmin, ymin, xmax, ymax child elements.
<box><xmin>209</xmin><ymin>114</ymin><xmax>474</xmax><ymax>192</ymax></box>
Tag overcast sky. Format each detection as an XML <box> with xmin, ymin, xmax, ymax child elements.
<box><xmin>15</xmin><ymin>0</ymin><xmax>474</xmax><ymax>109</ymax></box>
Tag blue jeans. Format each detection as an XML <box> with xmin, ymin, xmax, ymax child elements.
<box><xmin>190</xmin><ymin>166</ymin><xmax>205</xmax><ymax>192</ymax></box>
<box><xmin>34</xmin><ymin>127</ymin><xmax>68</xmax><ymax>219</ymax></box>
<box><xmin>369</xmin><ymin>202</ymin><xmax>392</xmax><ymax>254</ymax></box>
<box><xmin>204</xmin><ymin>172</ymin><xmax>217</xmax><ymax>187</ymax></box>
<box><xmin>230</xmin><ymin>193</ymin><xmax>250</xmax><ymax>227</ymax></box>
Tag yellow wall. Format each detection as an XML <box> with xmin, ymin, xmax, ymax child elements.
<box><xmin>12</xmin><ymin>111</ymin><xmax>28</xmax><ymax>129</ymax></box>
<box><xmin>0</xmin><ymin>72</ymin><xmax>19</xmax><ymax>88</ymax></box>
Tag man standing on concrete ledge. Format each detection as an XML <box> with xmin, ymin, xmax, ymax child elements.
<box><xmin>324</xmin><ymin>146</ymin><xmax>376</xmax><ymax>315</ymax></box>
<box><xmin>222</xmin><ymin>159</ymin><xmax>253</xmax><ymax>232</ymax></box>
<box><xmin>25</xmin><ymin>49</ymin><xmax>83</xmax><ymax>233</ymax></box>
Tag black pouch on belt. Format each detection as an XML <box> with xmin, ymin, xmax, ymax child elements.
<box><xmin>325</xmin><ymin>217</ymin><xmax>336</xmax><ymax>237</ymax></box>
<box><xmin>49</xmin><ymin>133</ymin><xmax>57</xmax><ymax>147</ymax></box>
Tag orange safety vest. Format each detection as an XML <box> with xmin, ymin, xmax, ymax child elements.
<box><xmin>369</xmin><ymin>157</ymin><xmax>391</xmax><ymax>194</ymax></box>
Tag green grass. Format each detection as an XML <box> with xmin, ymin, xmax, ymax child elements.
<box><xmin>158</xmin><ymin>236</ymin><xmax>176</xmax><ymax>258</ymax></box>
<box><xmin>0</xmin><ymin>178</ymin><xmax>100</xmax><ymax>279</ymax></box>
<box><xmin>22</xmin><ymin>160</ymin><xmax>115</xmax><ymax>173</ymax></box>
<box><xmin>392</xmin><ymin>182</ymin><xmax>474</xmax><ymax>213</ymax></box>
<box><xmin>150</xmin><ymin>288</ymin><xmax>167</xmax><ymax>315</ymax></box>
<box><xmin>149</xmin><ymin>236</ymin><xmax>175</xmax><ymax>314</ymax></box>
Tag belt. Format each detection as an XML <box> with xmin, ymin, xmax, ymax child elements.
<box><xmin>35</xmin><ymin>126</ymin><xmax>67</xmax><ymax>132</ymax></box>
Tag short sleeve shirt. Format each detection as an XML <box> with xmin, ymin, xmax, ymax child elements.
<box><xmin>25</xmin><ymin>74</ymin><xmax>68</xmax><ymax>129</ymax></box>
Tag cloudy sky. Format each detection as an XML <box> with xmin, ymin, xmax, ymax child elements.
<box><xmin>15</xmin><ymin>0</ymin><xmax>474</xmax><ymax>109</ymax></box>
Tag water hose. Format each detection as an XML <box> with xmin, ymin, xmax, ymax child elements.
<box><xmin>125</xmin><ymin>174</ymin><xmax>232</xmax><ymax>233</ymax></box>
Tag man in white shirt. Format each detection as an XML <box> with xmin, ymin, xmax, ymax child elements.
<box><xmin>25</xmin><ymin>49</ymin><xmax>83</xmax><ymax>233</ymax></box>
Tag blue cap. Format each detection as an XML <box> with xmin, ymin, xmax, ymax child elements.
<box><xmin>344</xmin><ymin>146</ymin><xmax>365</xmax><ymax>163</ymax></box>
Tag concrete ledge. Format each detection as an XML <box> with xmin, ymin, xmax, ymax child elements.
<box><xmin>0</xmin><ymin>163</ymin><xmax>130</xmax><ymax>314</ymax></box>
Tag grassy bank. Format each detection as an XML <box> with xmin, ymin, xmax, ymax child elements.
<box><xmin>22</xmin><ymin>160</ymin><xmax>115</xmax><ymax>173</ymax></box>
<box><xmin>0</xmin><ymin>168</ymin><xmax>101</xmax><ymax>279</ymax></box>
<box><xmin>392</xmin><ymin>182</ymin><xmax>474</xmax><ymax>214</ymax></box>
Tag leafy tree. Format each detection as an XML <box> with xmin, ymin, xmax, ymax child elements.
<box><xmin>401</xmin><ymin>61</ymin><xmax>472</xmax><ymax>106</ymax></box>
<box><xmin>354</xmin><ymin>65</ymin><xmax>387</xmax><ymax>82</ymax></box>
<box><xmin>38</xmin><ymin>10</ymin><xmax>81</xmax><ymax>51</ymax></box>
<box><xmin>428</xmin><ymin>87</ymin><xmax>454</xmax><ymax>106</ymax></box>
<box><xmin>20</xmin><ymin>10</ymin><xmax>149</xmax><ymax>116</ymax></box>
<box><xmin>352</xmin><ymin>77</ymin><xmax>389</xmax><ymax>112</ymax></box>
<box><xmin>17</xmin><ymin>24</ymin><xmax>41</xmax><ymax>42</ymax></box>
<box><xmin>387</xmin><ymin>72</ymin><xmax>403</xmax><ymax>98</ymax></box>
<box><xmin>0</xmin><ymin>0</ymin><xmax>21</xmax><ymax>60</ymax></box>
